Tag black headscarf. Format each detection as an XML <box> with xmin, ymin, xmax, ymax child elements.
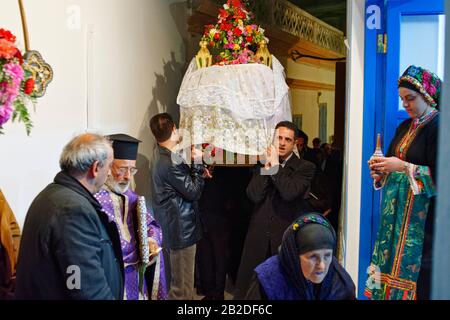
<box><xmin>278</xmin><ymin>213</ymin><xmax>355</xmax><ymax>300</ymax></box>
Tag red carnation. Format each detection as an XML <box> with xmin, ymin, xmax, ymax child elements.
<box><xmin>232</xmin><ymin>0</ymin><xmax>242</xmax><ymax>8</ymax></box>
<box><xmin>24</xmin><ymin>78</ymin><xmax>35</xmax><ymax>95</ymax></box>
<box><xmin>219</xmin><ymin>8</ymin><xmax>229</xmax><ymax>19</ymax></box>
<box><xmin>0</xmin><ymin>28</ymin><xmax>16</xmax><ymax>43</ymax></box>
<box><xmin>220</xmin><ymin>23</ymin><xmax>233</xmax><ymax>32</ymax></box>
<box><xmin>234</xmin><ymin>27</ymin><xmax>243</xmax><ymax>37</ymax></box>
<box><xmin>234</xmin><ymin>9</ymin><xmax>246</xmax><ymax>20</ymax></box>
<box><xmin>246</xmin><ymin>35</ymin><xmax>253</xmax><ymax>43</ymax></box>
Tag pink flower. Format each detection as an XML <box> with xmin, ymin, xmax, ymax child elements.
<box><xmin>0</xmin><ymin>104</ymin><xmax>13</xmax><ymax>126</ymax></box>
<box><xmin>0</xmin><ymin>62</ymin><xmax>24</xmax><ymax>126</ymax></box>
<box><xmin>428</xmin><ymin>84</ymin><xmax>437</xmax><ymax>96</ymax></box>
<box><xmin>238</xmin><ymin>54</ymin><xmax>249</xmax><ymax>64</ymax></box>
<box><xmin>4</xmin><ymin>62</ymin><xmax>24</xmax><ymax>81</ymax></box>
<box><xmin>422</xmin><ymin>71</ymin><xmax>432</xmax><ymax>83</ymax></box>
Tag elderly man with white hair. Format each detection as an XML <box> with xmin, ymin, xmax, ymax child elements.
<box><xmin>94</xmin><ymin>134</ymin><xmax>167</xmax><ymax>300</ymax></box>
<box><xmin>15</xmin><ymin>133</ymin><xmax>124</xmax><ymax>300</ymax></box>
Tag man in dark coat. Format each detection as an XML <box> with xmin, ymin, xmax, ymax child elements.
<box><xmin>15</xmin><ymin>133</ymin><xmax>124</xmax><ymax>300</ymax></box>
<box><xmin>150</xmin><ymin>113</ymin><xmax>205</xmax><ymax>300</ymax></box>
<box><xmin>234</xmin><ymin>121</ymin><xmax>316</xmax><ymax>299</ymax></box>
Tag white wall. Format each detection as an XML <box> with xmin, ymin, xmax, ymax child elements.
<box><xmin>287</xmin><ymin>60</ymin><xmax>336</xmax><ymax>145</ymax></box>
<box><xmin>341</xmin><ymin>0</ymin><xmax>366</xmax><ymax>289</ymax></box>
<box><xmin>0</xmin><ymin>0</ymin><xmax>188</xmax><ymax>227</ymax></box>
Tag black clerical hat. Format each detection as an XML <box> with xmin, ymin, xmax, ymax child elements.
<box><xmin>107</xmin><ymin>134</ymin><xmax>141</xmax><ymax>160</ymax></box>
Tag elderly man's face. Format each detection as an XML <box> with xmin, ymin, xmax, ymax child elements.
<box><xmin>106</xmin><ymin>159</ymin><xmax>137</xmax><ymax>194</ymax></box>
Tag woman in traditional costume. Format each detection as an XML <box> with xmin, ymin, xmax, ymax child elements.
<box><xmin>245</xmin><ymin>213</ymin><xmax>355</xmax><ymax>300</ymax></box>
<box><xmin>366</xmin><ymin>65</ymin><xmax>441</xmax><ymax>300</ymax></box>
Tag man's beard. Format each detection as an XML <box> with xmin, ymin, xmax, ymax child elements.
<box><xmin>105</xmin><ymin>175</ymin><xmax>130</xmax><ymax>194</ymax></box>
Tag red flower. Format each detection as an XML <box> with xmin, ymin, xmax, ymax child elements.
<box><xmin>219</xmin><ymin>8</ymin><xmax>229</xmax><ymax>19</ymax></box>
<box><xmin>24</xmin><ymin>78</ymin><xmax>35</xmax><ymax>95</ymax></box>
<box><xmin>234</xmin><ymin>27</ymin><xmax>243</xmax><ymax>37</ymax></box>
<box><xmin>209</xmin><ymin>41</ymin><xmax>215</xmax><ymax>47</ymax></box>
<box><xmin>214</xmin><ymin>32</ymin><xmax>221</xmax><ymax>40</ymax></box>
<box><xmin>232</xmin><ymin>0</ymin><xmax>242</xmax><ymax>8</ymax></box>
<box><xmin>14</xmin><ymin>49</ymin><xmax>24</xmax><ymax>65</ymax></box>
<box><xmin>234</xmin><ymin>8</ymin><xmax>246</xmax><ymax>20</ymax></box>
<box><xmin>0</xmin><ymin>28</ymin><xmax>16</xmax><ymax>43</ymax></box>
<box><xmin>246</xmin><ymin>35</ymin><xmax>253</xmax><ymax>43</ymax></box>
<box><xmin>220</xmin><ymin>23</ymin><xmax>233</xmax><ymax>32</ymax></box>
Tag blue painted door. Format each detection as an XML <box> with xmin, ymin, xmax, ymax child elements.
<box><xmin>359</xmin><ymin>0</ymin><xmax>445</xmax><ymax>299</ymax></box>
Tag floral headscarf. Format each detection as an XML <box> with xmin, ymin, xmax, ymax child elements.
<box><xmin>398</xmin><ymin>65</ymin><xmax>442</xmax><ymax>109</ymax></box>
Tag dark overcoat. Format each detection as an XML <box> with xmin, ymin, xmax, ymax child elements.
<box><xmin>234</xmin><ymin>155</ymin><xmax>315</xmax><ymax>298</ymax></box>
<box><xmin>15</xmin><ymin>171</ymin><xmax>124</xmax><ymax>300</ymax></box>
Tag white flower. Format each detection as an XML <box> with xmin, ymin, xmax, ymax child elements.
<box><xmin>209</xmin><ymin>28</ymin><xmax>217</xmax><ymax>37</ymax></box>
<box><xmin>223</xmin><ymin>4</ymin><xmax>229</xmax><ymax>10</ymax></box>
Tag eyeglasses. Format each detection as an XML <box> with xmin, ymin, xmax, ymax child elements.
<box><xmin>116</xmin><ymin>166</ymin><xmax>138</xmax><ymax>176</ymax></box>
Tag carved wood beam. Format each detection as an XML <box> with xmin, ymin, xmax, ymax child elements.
<box><xmin>286</xmin><ymin>78</ymin><xmax>335</xmax><ymax>91</ymax></box>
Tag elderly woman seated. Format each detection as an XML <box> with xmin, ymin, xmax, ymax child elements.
<box><xmin>245</xmin><ymin>213</ymin><xmax>356</xmax><ymax>300</ymax></box>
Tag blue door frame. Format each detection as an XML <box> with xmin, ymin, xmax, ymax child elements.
<box><xmin>358</xmin><ymin>0</ymin><xmax>444</xmax><ymax>299</ymax></box>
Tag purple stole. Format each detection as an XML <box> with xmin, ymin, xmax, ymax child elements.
<box><xmin>94</xmin><ymin>188</ymin><xmax>168</xmax><ymax>300</ymax></box>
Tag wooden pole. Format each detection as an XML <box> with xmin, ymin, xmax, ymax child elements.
<box><xmin>18</xmin><ymin>0</ymin><xmax>30</xmax><ymax>51</ymax></box>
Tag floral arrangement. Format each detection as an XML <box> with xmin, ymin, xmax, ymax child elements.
<box><xmin>0</xmin><ymin>28</ymin><xmax>36</xmax><ymax>135</ymax></box>
<box><xmin>201</xmin><ymin>0</ymin><xmax>269</xmax><ymax>65</ymax></box>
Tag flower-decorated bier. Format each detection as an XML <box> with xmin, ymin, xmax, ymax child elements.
<box><xmin>177</xmin><ymin>0</ymin><xmax>292</xmax><ymax>159</ymax></box>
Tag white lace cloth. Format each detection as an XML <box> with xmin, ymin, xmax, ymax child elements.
<box><xmin>177</xmin><ymin>56</ymin><xmax>292</xmax><ymax>155</ymax></box>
